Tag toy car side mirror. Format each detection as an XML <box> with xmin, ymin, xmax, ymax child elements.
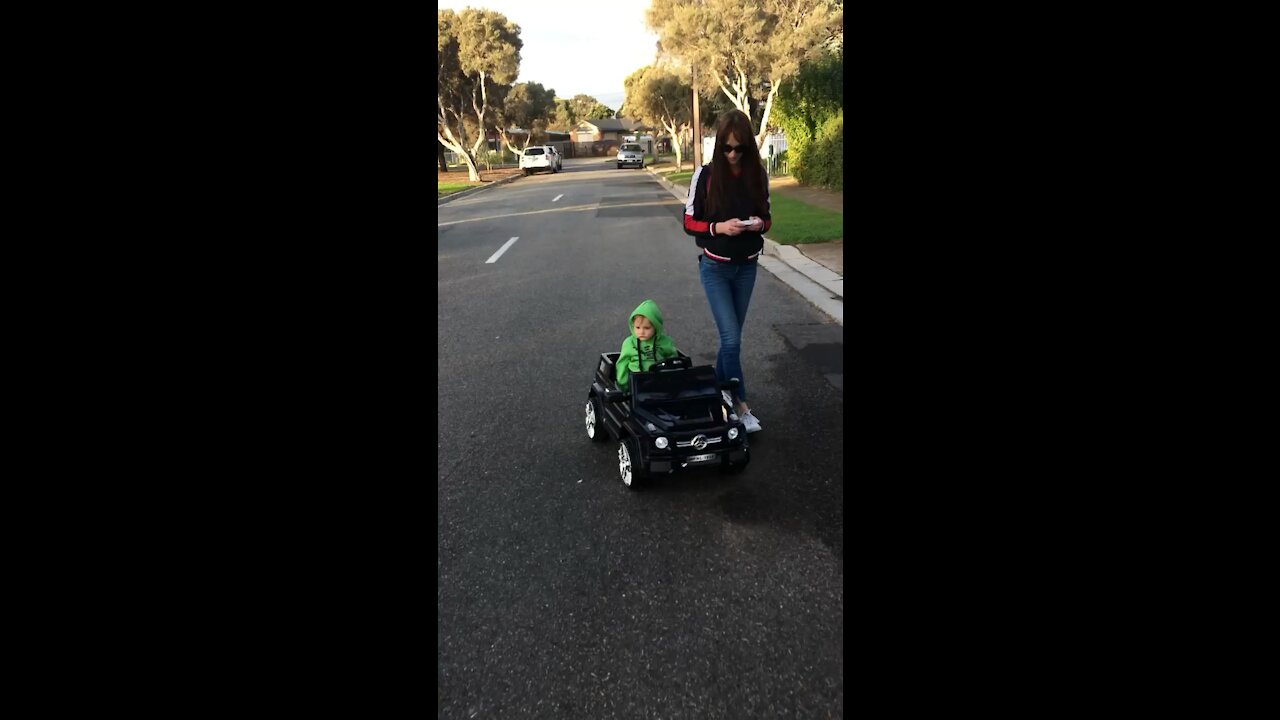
<box><xmin>720</xmin><ymin>378</ymin><xmax>740</xmax><ymax>391</ymax></box>
<box><xmin>603</xmin><ymin>389</ymin><xmax>627</xmax><ymax>403</ymax></box>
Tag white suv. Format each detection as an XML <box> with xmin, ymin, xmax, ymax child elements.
<box><xmin>616</xmin><ymin>143</ymin><xmax>644</xmax><ymax>169</ymax></box>
<box><xmin>520</xmin><ymin>146</ymin><xmax>561</xmax><ymax>175</ymax></box>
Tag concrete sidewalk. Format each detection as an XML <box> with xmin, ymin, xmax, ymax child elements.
<box><xmin>646</xmin><ymin>167</ymin><xmax>843</xmax><ymax>326</ymax></box>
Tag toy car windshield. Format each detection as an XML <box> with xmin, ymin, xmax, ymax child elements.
<box><xmin>630</xmin><ymin>366</ymin><xmax>721</xmax><ymax>404</ymax></box>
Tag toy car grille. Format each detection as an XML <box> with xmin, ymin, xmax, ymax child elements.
<box><xmin>675</xmin><ymin>436</ymin><xmax>722</xmax><ymax>448</ymax></box>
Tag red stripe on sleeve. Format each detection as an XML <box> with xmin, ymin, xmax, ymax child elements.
<box><xmin>684</xmin><ymin>214</ymin><xmax>711</xmax><ymax>235</ymax></box>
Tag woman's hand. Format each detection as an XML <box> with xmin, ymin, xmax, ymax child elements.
<box><xmin>716</xmin><ymin>220</ymin><xmax>745</xmax><ymax>236</ymax></box>
<box><xmin>747</xmin><ymin>216</ymin><xmax>763</xmax><ymax>230</ymax></box>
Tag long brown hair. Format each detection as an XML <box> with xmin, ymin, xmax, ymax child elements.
<box><xmin>705</xmin><ymin>109</ymin><xmax>766</xmax><ymax>219</ymax></box>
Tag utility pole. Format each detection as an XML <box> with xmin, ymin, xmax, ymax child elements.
<box><xmin>692</xmin><ymin>66</ymin><xmax>702</xmax><ymax>168</ymax></box>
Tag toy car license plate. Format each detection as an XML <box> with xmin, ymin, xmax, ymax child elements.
<box><xmin>686</xmin><ymin>453</ymin><xmax>716</xmax><ymax>463</ymax></box>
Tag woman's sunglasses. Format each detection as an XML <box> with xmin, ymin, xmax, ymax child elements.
<box><xmin>722</xmin><ymin>144</ymin><xmax>747</xmax><ymax>154</ymax></box>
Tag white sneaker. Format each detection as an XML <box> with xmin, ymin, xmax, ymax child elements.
<box><xmin>741</xmin><ymin>411</ymin><xmax>762</xmax><ymax>433</ymax></box>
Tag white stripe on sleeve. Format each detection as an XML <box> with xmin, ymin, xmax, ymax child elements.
<box><xmin>685</xmin><ymin>166</ymin><xmax>703</xmax><ymax>217</ymax></box>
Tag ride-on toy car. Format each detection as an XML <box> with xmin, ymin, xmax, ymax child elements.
<box><xmin>585</xmin><ymin>351</ymin><xmax>749</xmax><ymax>489</ymax></box>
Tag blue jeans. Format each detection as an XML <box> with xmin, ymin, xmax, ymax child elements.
<box><xmin>699</xmin><ymin>256</ymin><xmax>758</xmax><ymax>402</ymax></box>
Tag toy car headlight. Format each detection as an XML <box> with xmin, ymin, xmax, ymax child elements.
<box><xmin>655</xmin><ymin>437</ymin><xmax>669</xmax><ymax>449</ymax></box>
<box><xmin>728</xmin><ymin>428</ymin><xmax>739</xmax><ymax>440</ymax></box>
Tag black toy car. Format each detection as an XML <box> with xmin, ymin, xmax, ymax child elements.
<box><xmin>585</xmin><ymin>351</ymin><xmax>750</xmax><ymax>489</ymax></box>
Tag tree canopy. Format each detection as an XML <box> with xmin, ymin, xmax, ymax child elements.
<box><xmin>645</xmin><ymin>0</ymin><xmax>841</xmax><ymax>146</ymax></box>
<box><xmin>498</xmin><ymin>81</ymin><xmax>557</xmax><ymax>152</ymax></box>
<box><xmin>570</xmin><ymin>94</ymin><xmax>614</xmax><ymax>122</ymax></box>
<box><xmin>437</xmin><ymin>8</ymin><xmax>523</xmax><ymax>180</ymax></box>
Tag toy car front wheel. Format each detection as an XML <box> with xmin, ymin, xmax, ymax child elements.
<box><xmin>618</xmin><ymin>437</ymin><xmax>645</xmax><ymax>489</ymax></box>
<box><xmin>585</xmin><ymin>396</ymin><xmax>609</xmax><ymax>442</ymax></box>
<box><xmin>720</xmin><ymin>450</ymin><xmax>749</xmax><ymax>474</ymax></box>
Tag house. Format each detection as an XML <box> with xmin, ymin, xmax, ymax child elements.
<box><xmin>485</xmin><ymin>128</ymin><xmax>571</xmax><ymax>148</ymax></box>
<box><xmin>573</xmin><ymin>117</ymin><xmax>650</xmax><ymax>154</ymax></box>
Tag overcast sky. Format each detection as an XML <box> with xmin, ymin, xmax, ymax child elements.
<box><xmin>438</xmin><ymin>0</ymin><xmax>660</xmax><ymax>113</ymax></box>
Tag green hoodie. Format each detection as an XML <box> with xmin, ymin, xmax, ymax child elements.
<box><xmin>616</xmin><ymin>299</ymin><xmax>680</xmax><ymax>391</ymax></box>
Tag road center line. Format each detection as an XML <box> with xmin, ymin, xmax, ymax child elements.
<box><xmin>552</xmin><ymin>194</ymin><xmax>563</xmax><ymax>202</ymax></box>
<box><xmin>485</xmin><ymin>237</ymin><xmax>519</xmax><ymax>264</ymax></box>
<box><xmin>439</xmin><ymin>200</ymin><xmax>678</xmax><ymax>227</ymax></box>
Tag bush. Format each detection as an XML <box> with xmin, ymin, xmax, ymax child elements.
<box><xmin>484</xmin><ymin>150</ymin><xmax>517</xmax><ymax>165</ymax></box>
<box><xmin>772</xmin><ymin>50</ymin><xmax>842</xmax><ymax>184</ymax></box>
<box><xmin>794</xmin><ymin>110</ymin><xmax>842</xmax><ymax>191</ymax></box>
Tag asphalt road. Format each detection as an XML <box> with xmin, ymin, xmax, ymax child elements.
<box><xmin>438</xmin><ymin>157</ymin><xmax>844</xmax><ymax>718</ymax></box>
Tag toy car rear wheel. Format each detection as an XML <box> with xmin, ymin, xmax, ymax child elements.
<box><xmin>618</xmin><ymin>437</ymin><xmax>645</xmax><ymax>490</ymax></box>
<box><xmin>585</xmin><ymin>396</ymin><xmax>609</xmax><ymax>442</ymax></box>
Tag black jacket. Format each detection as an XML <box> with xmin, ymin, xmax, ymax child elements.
<box><xmin>682</xmin><ymin>164</ymin><xmax>773</xmax><ymax>264</ymax></box>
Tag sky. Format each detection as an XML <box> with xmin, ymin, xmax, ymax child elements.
<box><xmin>438</xmin><ymin>0</ymin><xmax>660</xmax><ymax>113</ymax></box>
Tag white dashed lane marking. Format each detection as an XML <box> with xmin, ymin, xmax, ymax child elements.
<box><xmin>552</xmin><ymin>194</ymin><xmax>563</xmax><ymax>202</ymax></box>
<box><xmin>485</xmin><ymin>237</ymin><xmax>519</xmax><ymax>264</ymax></box>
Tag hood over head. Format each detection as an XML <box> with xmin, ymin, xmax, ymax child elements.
<box><xmin>628</xmin><ymin>299</ymin><xmax>664</xmax><ymax>339</ymax></box>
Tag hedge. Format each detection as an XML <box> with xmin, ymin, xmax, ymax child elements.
<box><xmin>793</xmin><ymin>110</ymin><xmax>842</xmax><ymax>191</ymax></box>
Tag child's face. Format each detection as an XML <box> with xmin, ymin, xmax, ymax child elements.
<box><xmin>632</xmin><ymin>315</ymin><xmax>654</xmax><ymax>341</ymax></box>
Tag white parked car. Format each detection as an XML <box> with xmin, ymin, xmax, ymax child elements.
<box><xmin>520</xmin><ymin>146</ymin><xmax>562</xmax><ymax>175</ymax></box>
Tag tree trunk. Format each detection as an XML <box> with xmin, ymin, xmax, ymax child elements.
<box><xmin>440</xmin><ymin>96</ymin><xmax>483</xmax><ymax>182</ymax></box>
<box><xmin>499</xmin><ymin>129</ymin><xmax>524</xmax><ymax>157</ymax></box>
<box><xmin>438</xmin><ymin>142</ymin><xmax>448</xmax><ymax>173</ymax></box>
<box><xmin>755</xmin><ymin>80</ymin><xmax>781</xmax><ymax>149</ymax></box>
<box><xmin>663</xmin><ymin>118</ymin><xmax>684</xmax><ymax>171</ymax></box>
<box><xmin>461</xmin><ymin>154</ymin><xmax>481</xmax><ymax>181</ymax></box>
<box><xmin>467</xmin><ymin>71</ymin><xmax>491</xmax><ymax>178</ymax></box>
<box><xmin>715</xmin><ymin>68</ymin><xmax>751</xmax><ymax>118</ymax></box>
<box><xmin>438</xmin><ymin>131</ymin><xmax>482</xmax><ymax>182</ymax></box>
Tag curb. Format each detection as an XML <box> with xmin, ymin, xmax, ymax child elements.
<box><xmin>644</xmin><ymin>166</ymin><xmax>844</xmax><ymax>326</ymax></box>
<box><xmin>438</xmin><ymin>171</ymin><xmax>522</xmax><ymax>205</ymax></box>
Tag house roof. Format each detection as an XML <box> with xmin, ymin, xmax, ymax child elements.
<box><xmin>579</xmin><ymin>117</ymin><xmax>647</xmax><ymax>132</ymax></box>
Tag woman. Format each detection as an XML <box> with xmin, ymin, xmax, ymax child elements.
<box><xmin>682</xmin><ymin>109</ymin><xmax>772</xmax><ymax>433</ymax></box>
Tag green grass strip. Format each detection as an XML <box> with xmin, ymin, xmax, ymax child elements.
<box><xmin>438</xmin><ymin>182</ymin><xmax>472</xmax><ymax>197</ymax></box>
<box><xmin>764</xmin><ymin>194</ymin><xmax>843</xmax><ymax>244</ymax></box>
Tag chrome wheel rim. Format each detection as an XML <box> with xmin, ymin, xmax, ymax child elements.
<box><xmin>618</xmin><ymin>442</ymin><xmax>632</xmax><ymax>486</ymax></box>
<box><xmin>585</xmin><ymin>400</ymin><xmax>596</xmax><ymax>438</ymax></box>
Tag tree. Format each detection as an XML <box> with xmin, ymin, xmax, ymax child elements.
<box><xmin>623</xmin><ymin>66</ymin><xmax>694</xmax><ymax>170</ymax></box>
<box><xmin>646</xmin><ymin>0</ymin><xmax>841</xmax><ymax>148</ymax></box>
<box><xmin>437</xmin><ymin>8</ymin><xmax>522</xmax><ymax>181</ymax></box>
<box><xmin>497</xmin><ymin>82</ymin><xmax>557</xmax><ymax>154</ymax></box>
<box><xmin>550</xmin><ymin>97</ymin><xmax>577</xmax><ymax>131</ymax></box>
<box><xmin>566</xmin><ymin>94</ymin><xmax>613</xmax><ymax>123</ymax></box>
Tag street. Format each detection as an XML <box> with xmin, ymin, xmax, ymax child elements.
<box><xmin>438</xmin><ymin>156</ymin><xmax>844</xmax><ymax>718</ymax></box>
